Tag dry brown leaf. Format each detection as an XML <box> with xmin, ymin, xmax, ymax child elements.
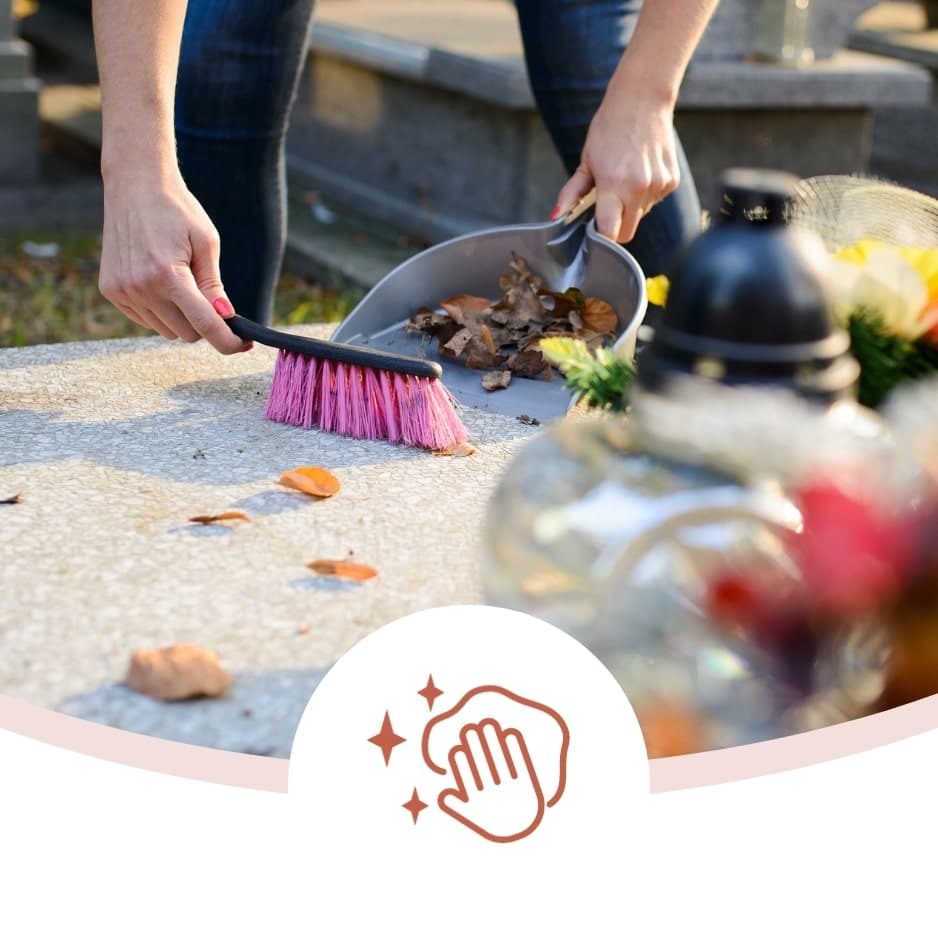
<box><xmin>538</xmin><ymin>288</ymin><xmax>584</xmax><ymax>319</ymax></box>
<box><xmin>464</xmin><ymin>337</ymin><xmax>505</xmax><ymax>371</ymax></box>
<box><xmin>188</xmin><ymin>511</ymin><xmax>250</xmax><ymax>525</ymax></box>
<box><xmin>126</xmin><ymin>644</ymin><xmax>233</xmax><ymax>701</ymax></box>
<box><xmin>482</xmin><ymin>370</ymin><xmax>512</xmax><ymax>392</ymax></box>
<box><xmin>1</xmin><ymin>494</ymin><xmax>22</xmax><ymax>505</ymax></box>
<box><xmin>480</xmin><ymin>323</ymin><xmax>497</xmax><ymax>356</ymax></box>
<box><xmin>307</xmin><ymin>559</ymin><xmax>378</xmax><ymax>581</ymax></box>
<box><xmin>507</xmin><ymin>348</ymin><xmax>549</xmax><ymax>379</ymax></box>
<box><xmin>439</xmin><ymin>294</ymin><xmax>491</xmax><ymax>325</ymax></box>
<box><xmin>492</xmin><ymin>284</ymin><xmax>544</xmax><ymax>323</ymax></box>
<box><xmin>582</xmin><ymin>298</ymin><xmax>618</xmax><ymax>335</ymax></box>
<box><xmin>407</xmin><ymin>308</ymin><xmax>451</xmax><ymax>334</ymax></box>
<box><xmin>279</xmin><ymin>466</ymin><xmax>341</xmax><ymax>498</ymax></box>
<box><xmin>441</xmin><ymin>327</ymin><xmax>474</xmax><ymax>358</ymax></box>
<box><xmin>433</xmin><ymin>441</ymin><xmax>479</xmax><ymax>457</ymax></box>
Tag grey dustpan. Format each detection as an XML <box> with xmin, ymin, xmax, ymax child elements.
<box><xmin>330</xmin><ymin>205</ymin><xmax>648</xmax><ymax>424</ymax></box>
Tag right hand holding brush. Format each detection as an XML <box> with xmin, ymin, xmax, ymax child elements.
<box><xmin>98</xmin><ymin>168</ymin><xmax>248</xmax><ymax>355</ymax></box>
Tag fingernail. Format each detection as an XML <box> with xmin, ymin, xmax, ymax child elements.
<box><xmin>549</xmin><ymin>205</ymin><xmax>562</xmax><ymax>221</ymax></box>
<box><xmin>213</xmin><ymin>297</ymin><xmax>235</xmax><ymax>319</ymax></box>
<box><xmin>240</xmin><ymin>341</ymin><xmax>254</xmax><ymax>353</ymax></box>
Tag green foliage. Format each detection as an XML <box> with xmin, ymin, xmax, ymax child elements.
<box><xmin>848</xmin><ymin>310</ymin><xmax>938</xmax><ymax>408</ymax></box>
<box><xmin>0</xmin><ymin>229</ymin><xmax>359</xmax><ymax>347</ymax></box>
<box><xmin>539</xmin><ymin>336</ymin><xmax>634</xmax><ymax>412</ymax></box>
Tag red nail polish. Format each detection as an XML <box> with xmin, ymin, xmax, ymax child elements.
<box><xmin>213</xmin><ymin>297</ymin><xmax>235</xmax><ymax>319</ymax></box>
<box><xmin>241</xmin><ymin>342</ymin><xmax>254</xmax><ymax>353</ymax></box>
<box><xmin>549</xmin><ymin>205</ymin><xmax>562</xmax><ymax>222</ymax></box>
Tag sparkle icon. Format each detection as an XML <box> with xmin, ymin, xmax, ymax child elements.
<box><xmin>402</xmin><ymin>788</ymin><xmax>428</xmax><ymax>824</ymax></box>
<box><xmin>368</xmin><ymin>711</ymin><xmax>406</xmax><ymax>766</ymax></box>
<box><xmin>418</xmin><ymin>674</ymin><xmax>444</xmax><ymax>711</ymax></box>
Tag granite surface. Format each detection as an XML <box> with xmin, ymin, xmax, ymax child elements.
<box><xmin>0</xmin><ymin>326</ymin><xmax>542</xmax><ymax>755</ymax></box>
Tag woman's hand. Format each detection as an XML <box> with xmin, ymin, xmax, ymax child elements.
<box><xmin>98</xmin><ymin>166</ymin><xmax>247</xmax><ymax>355</ymax></box>
<box><xmin>554</xmin><ymin>86</ymin><xmax>681</xmax><ymax>245</ymax></box>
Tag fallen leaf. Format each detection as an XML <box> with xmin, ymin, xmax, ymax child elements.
<box><xmin>188</xmin><ymin>511</ymin><xmax>250</xmax><ymax>525</ymax></box>
<box><xmin>581</xmin><ymin>298</ymin><xmax>618</xmax><ymax>335</ymax></box>
<box><xmin>126</xmin><ymin>644</ymin><xmax>233</xmax><ymax>701</ymax></box>
<box><xmin>507</xmin><ymin>348</ymin><xmax>550</xmax><ymax>379</ymax></box>
<box><xmin>517</xmin><ymin>414</ymin><xmax>541</xmax><ymax>426</ymax></box>
<box><xmin>464</xmin><ymin>336</ymin><xmax>505</xmax><ymax>371</ymax></box>
<box><xmin>307</xmin><ymin>559</ymin><xmax>378</xmax><ymax>581</ymax></box>
<box><xmin>538</xmin><ymin>287</ymin><xmax>585</xmax><ymax>318</ymax></box>
<box><xmin>441</xmin><ymin>327</ymin><xmax>474</xmax><ymax>358</ymax></box>
<box><xmin>1</xmin><ymin>494</ymin><xmax>22</xmax><ymax>505</ymax></box>
<box><xmin>492</xmin><ymin>283</ymin><xmax>544</xmax><ymax>323</ymax></box>
<box><xmin>433</xmin><ymin>442</ymin><xmax>478</xmax><ymax>457</ymax></box>
<box><xmin>439</xmin><ymin>294</ymin><xmax>492</xmax><ymax>325</ymax></box>
<box><xmin>279</xmin><ymin>466</ymin><xmax>341</xmax><ymax>498</ymax></box>
<box><xmin>480</xmin><ymin>323</ymin><xmax>497</xmax><ymax>356</ymax></box>
<box><xmin>482</xmin><ymin>370</ymin><xmax>512</xmax><ymax>392</ymax></box>
<box><xmin>407</xmin><ymin>308</ymin><xmax>452</xmax><ymax>335</ymax></box>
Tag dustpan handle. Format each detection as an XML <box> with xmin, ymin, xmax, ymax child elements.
<box><xmin>562</xmin><ymin>188</ymin><xmax>597</xmax><ymax>226</ymax></box>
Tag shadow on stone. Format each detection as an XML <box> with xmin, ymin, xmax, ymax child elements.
<box><xmin>171</xmin><ymin>523</ymin><xmax>236</xmax><ymax>539</ymax></box>
<box><xmin>0</xmin><ymin>372</ymin><xmax>452</xmax><ymax>483</ymax></box>
<box><xmin>56</xmin><ymin>666</ymin><xmax>328</xmax><ymax>757</ymax></box>
<box><xmin>289</xmin><ymin>575</ymin><xmax>364</xmax><ymax>594</ymax></box>
<box><xmin>234</xmin><ymin>490</ymin><xmax>308</xmax><ymax>516</ymax></box>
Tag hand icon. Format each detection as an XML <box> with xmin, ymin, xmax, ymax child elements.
<box><xmin>438</xmin><ymin>719</ymin><xmax>545</xmax><ymax>844</ymax></box>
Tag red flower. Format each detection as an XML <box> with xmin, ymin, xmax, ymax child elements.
<box><xmin>792</xmin><ymin>482</ymin><xmax>913</xmax><ymax>615</ymax></box>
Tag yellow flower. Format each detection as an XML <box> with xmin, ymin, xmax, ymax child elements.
<box><xmin>834</xmin><ymin>239</ymin><xmax>885</xmax><ymax>267</ymax></box>
<box><xmin>833</xmin><ymin>242</ymin><xmax>938</xmax><ymax>341</ymax></box>
<box><xmin>646</xmin><ymin>275</ymin><xmax>671</xmax><ymax>308</ymax></box>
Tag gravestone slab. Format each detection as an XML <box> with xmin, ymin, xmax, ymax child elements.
<box><xmin>290</xmin><ymin>17</ymin><xmax>928</xmax><ymax>236</ymax></box>
<box><xmin>0</xmin><ymin>326</ymin><xmax>542</xmax><ymax>754</ymax></box>
<box><xmin>697</xmin><ymin>0</ymin><xmax>880</xmax><ymax>62</ymax></box>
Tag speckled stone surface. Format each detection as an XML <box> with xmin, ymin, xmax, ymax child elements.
<box><xmin>0</xmin><ymin>326</ymin><xmax>541</xmax><ymax>755</ymax></box>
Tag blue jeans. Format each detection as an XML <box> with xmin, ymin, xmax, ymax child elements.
<box><xmin>176</xmin><ymin>0</ymin><xmax>701</xmax><ymax>323</ymax></box>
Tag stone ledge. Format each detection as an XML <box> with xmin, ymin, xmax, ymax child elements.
<box><xmin>0</xmin><ymin>39</ymin><xmax>34</xmax><ymax>81</ymax></box>
<box><xmin>311</xmin><ymin>23</ymin><xmax>932</xmax><ymax>112</ymax></box>
<box><xmin>0</xmin><ymin>75</ymin><xmax>41</xmax><ymax>186</ymax></box>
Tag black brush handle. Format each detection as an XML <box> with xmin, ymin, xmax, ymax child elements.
<box><xmin>227</xmin><ymin>315</ymin><xmax>443</xmax><ymax>380</ymax></box>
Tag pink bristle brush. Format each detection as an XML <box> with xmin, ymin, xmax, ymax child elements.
<box><xmin>225</xmin><ymin>315</ymin><xmax>470</xmax><ymax>451</ymax></box>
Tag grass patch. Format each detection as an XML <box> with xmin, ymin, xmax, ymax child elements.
<box><xmin>0</xmin><ymin>229</ymin><xmax>361</xmax><ymax>347</ymax></box>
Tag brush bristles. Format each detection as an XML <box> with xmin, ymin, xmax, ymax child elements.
<box><xmin>265</xmin><ymin>350</ymin><xmax>471</xmax><ymax>451</ymax></box>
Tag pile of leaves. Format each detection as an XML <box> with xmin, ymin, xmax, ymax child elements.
<box><xmin>407</xmin><ymin>255</ymin><xmax>618</xmax><ymax>392</ymax></box>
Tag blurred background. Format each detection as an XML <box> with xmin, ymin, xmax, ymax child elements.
<box><xmin>1</xmin><ymin>0</ymin><xmax>936</xmax><ymax>348</ymax></box>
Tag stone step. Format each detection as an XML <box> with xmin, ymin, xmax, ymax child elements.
<box><xmin>37</xmin><ymin>85</ymin><xmax>416</xmax><ymax>289</ymax></box>
<box><xmin>19</xmin><ymin>1</ymin><xmax>935</xmax><ymax>250</ymax></box>
<box><xmin>294</xmin><ymin>14</ymin><xmax>930</xmax><ymax>234</ymax></box>
<box><xmin>850</xmin><ymin>3</ymin><xmax>938</xmax><ymax>194</ymax></box>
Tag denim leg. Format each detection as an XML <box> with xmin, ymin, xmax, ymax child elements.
<box><xmin>175</xmin><ymin>0</ymin><xmax>317</xmax><ymax>323</ymax></box>
<box><xmin>514</xmin><ymin>0</ymin><xmax>701</xmax><ymax>277</ymax></box>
